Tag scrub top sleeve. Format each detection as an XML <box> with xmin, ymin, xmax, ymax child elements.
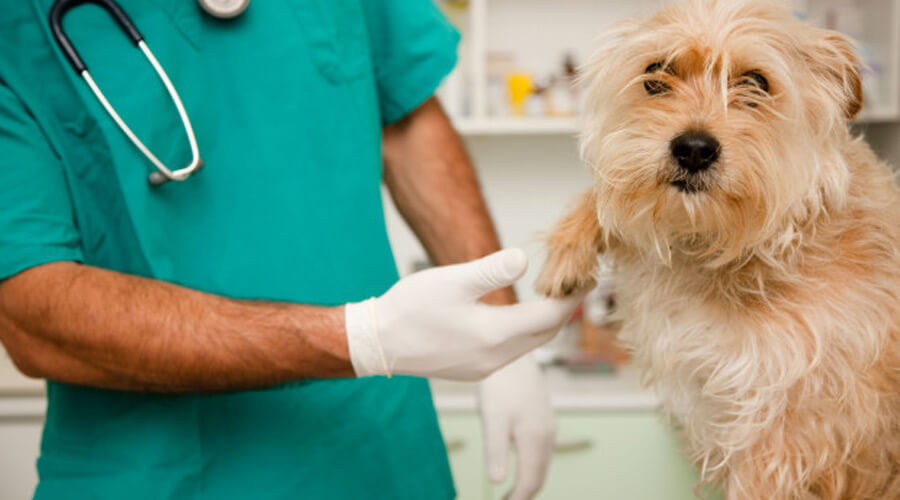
<box><xmin>361</xmin><ymin>0</ymin><xmax>461</xmax><ymax>125</ymax></box>
<box><xmin>0</xmin><ymin>83</ymin><xmax>83</xmax><ymax>281</ymax></box>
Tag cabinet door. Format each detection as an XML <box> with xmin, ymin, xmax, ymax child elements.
<box><xmin>438</xmin><ymin>413</ymin><xmax>490</xmax><ymax>500</ymax></box>
<box><xmin>535</xmin><ymin>413</ymin><xmax>714</xmax><ymax>499</ymax></box>
<box><xmin>0</xmin><ymin>418</ymin><xmax>42</xmax><ymax>499</ymax></box>
<box><xmin>476</xmin><ymin>411</ymin><xmax>720</xmax><ymax>500</ymax></box>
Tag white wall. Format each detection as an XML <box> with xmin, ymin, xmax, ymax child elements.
<box><xmin>384</xmin><ymin>134</ymin><xmax>590</xmax><ymax>300</ymax></box>
<box><xmin>483</xmin><ymin>0</ymin><xmax>667</xmax><ymax>78</ymax></box>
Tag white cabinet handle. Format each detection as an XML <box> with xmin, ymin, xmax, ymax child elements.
<box><xmin>445</xmin><ymin>438</ymin><xmax>467</xmax><ymax>452</ymax></box>
<box><xmin>553</xmin><ymin>438</ymin><xmax>594</xmax><ymax>453</ymax></box>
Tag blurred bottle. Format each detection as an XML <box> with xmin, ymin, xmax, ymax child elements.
<box><xmin>528</xmin><ymin>77</ymin><xmax>549</xmax><ymax>117</ymax></box>
<box><xmin>547</xmin><ymin>75</ymin><xmax>576</xmax><ymax>117</ymax></box>
<box><xmin>507</xmin><ymin>72</ymin><xmax>534</xmax><ymax>117</ymax></box>
<box><xmin>487</xmin><ymin>52</ymin><xmax>517</xmax><ymax>117</ymax></box>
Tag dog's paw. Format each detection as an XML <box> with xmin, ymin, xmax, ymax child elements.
<box><xmin>537</xmin><ymin>190</ymin><xmax>604</xmax><ymax>297</ymax></box>
<box><xmin>536</xmin><ymin>246</ymin><xmax>598</xmax><ymax>298</ymax></box>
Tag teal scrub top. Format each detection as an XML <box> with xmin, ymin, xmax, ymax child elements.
<box><xmin>0</xmin><ymin>1</ymin><xmax>460</xmax><ymax>499</ymax></box>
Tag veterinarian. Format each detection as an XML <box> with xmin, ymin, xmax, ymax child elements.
<box><xmin>0</xmin><ymin>1</ymin><xmax>580</xmax><ymax>499</ymax></box>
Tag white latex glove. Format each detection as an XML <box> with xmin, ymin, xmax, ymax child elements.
<box><xmin>344</xmin><ymin>249</ymin><xmax>583</xmax><ymax>381</ymax></box>
<box><xmin>479</xmin><ymin>355</ymin><xmax>556</xmax><ymax>500</ymax></box>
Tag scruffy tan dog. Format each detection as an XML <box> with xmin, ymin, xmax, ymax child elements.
<box><xmin>537</xmin><ymin>1</ymin><xmax>900</xmax><ymax>498</ymax></box>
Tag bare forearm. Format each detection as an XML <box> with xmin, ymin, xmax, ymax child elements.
<box><xmin>0</xmin><ymin>262</ymin><xmax>350</xmax><ymax>392</ymax></box>
<box><xmin>383</xmin><ymin>98</ymin><xmax>513</xmax><ymax>304</ymax></box>
<box><xmin>384</xmin><ymin>98</ymin><xmax>503</xmax><ymax>264</ymax></box>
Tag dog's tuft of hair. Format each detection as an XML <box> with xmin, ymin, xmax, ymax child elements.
<box><xmin>538</xmin><ymin>1</ymin><xmax>900</xmax><ymax>498</ymax></box>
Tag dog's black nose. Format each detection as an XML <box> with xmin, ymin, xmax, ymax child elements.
<box><xmin>670</xmin><ymin>132</ymin><xmax>720</xmax><ymax>173</ymax></box>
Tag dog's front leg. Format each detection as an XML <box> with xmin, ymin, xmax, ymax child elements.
<box><xmin>537</xmin><ymin>190</ymin><xmax>605</xmax><ymax>297</ymax></box>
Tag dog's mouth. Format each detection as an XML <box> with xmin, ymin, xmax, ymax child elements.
<box><xmin>666</xmin><ymin>170</ymin><xmax>712</xmax><ymax>193</ymax></box>
<box><xmin>670</xmin><ymin>179</ymin><xmax>707</xmax><ymax>193</ymax></box>
<box><xmin>658</xmin><ymin>161</ymin><xmax>715</xmax><ymax>194</ymax></box>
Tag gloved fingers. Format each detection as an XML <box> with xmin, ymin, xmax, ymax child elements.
<box><xmin>500</xmin><ymin>290</ymin><xmax>588</xmax><ymax>337</ymax></box>
<box><xmin>506</xmin><ymin>424</ymin><xmax>556</xmax><ymax>500</ymax></box>
<box><xmin>483</xmin><ymin>413</ymin><xmax>512</xmax><ymax>483</ymax></box>
<box><xmin>452</xmin><ymin>248</ymin><xmax>529</xmax><ymax>299</ymax></box>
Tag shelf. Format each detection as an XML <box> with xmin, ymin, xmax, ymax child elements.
<box><xmin>452</xmin><ymin>109</ymin><xmax>898</xmax><ymax>136</ymax></box>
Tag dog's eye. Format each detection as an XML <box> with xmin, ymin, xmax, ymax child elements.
<box><xmin>739</xmin><ymin>70</ymin><xmax>769</xmax><ymax>93</ymax></box>
<box><xmin>736</xmin><ymin>70</ymin><xmax>769</xmax><ymax>108</ymax></box>
<box><xmin>644</xmin><ymin>62</ymin><xmax>672</xmax><ymax>95</ymax></box>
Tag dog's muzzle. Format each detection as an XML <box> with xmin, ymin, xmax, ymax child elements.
<box><xmin>669</xmin><ymin>131</ymin><xmax>720</xmax><ymax>192</ymax></box>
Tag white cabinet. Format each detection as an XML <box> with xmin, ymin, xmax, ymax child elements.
<box><xmin>440</xmin><ymin>411</ymin><xmax>718</xmax><ymax>500</ymax></box>
<box><xmin>0</xmin><ymin>420</ymin><xmax>41</xmax><ymax>500</ymax></box>
<box><xmin>0</xmin><ymin>398</ymin><xmax>43</xmax><ymax>500</ymax></box>
<box><xmin>0</xmin><ymin>352</ymin><xmax>43</xmax><ymax>499</ymax></box>
<box><xmin>439</xmin><ymin>413</ymin><xmax>492</xmax><ymax>500</ymax></box>
<box><xmin>433</xmin><ymin>368</ymin><xmax>720</xmax><ymax>500</ymax></box>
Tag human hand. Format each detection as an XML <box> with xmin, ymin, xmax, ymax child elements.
<box><xmin>480</xmin><ymin>355</ymin><xmax>556</xmax><ymax>500</ymax></box>
<box><xmin>344</xmin><ymin>249</ymin><xmax>583</xmax><ymax>381</ymax></box>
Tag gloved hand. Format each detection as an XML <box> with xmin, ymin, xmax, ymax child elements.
<box><xmin>479</xmin><ymin>355</ymin><xmax>555</xmax><ymax>500</ymax></box>
<box><xmin>344</xmin><ymin>249</ymin><xmax>582</xmax><ymax>381</ymax></box>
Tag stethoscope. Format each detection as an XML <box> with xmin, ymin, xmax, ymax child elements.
<box><xmin>49</xmin><ymin>0</ymin><xmax>249</xmax><ymax>186</ymax></box>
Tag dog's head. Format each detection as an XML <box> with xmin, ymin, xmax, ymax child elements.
<box><xmin>582</xmin><ymin>0</ymin><xmax>862</xmax><ymax>265</ymax></box>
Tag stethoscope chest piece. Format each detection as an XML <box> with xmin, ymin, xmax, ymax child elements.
<box><xmin>149</xmin><ymin>158</ymin><xmax>204</xmax><ymax>186</ymax></box>
<box><xmin>198</xmin><ymin>0</ymin><xmax>249</xmax><ymax>19</ymax></box>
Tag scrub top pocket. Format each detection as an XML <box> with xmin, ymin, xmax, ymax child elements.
<box><xmin>284</xmin><ymin>0</ymin><xmax>370</xmax><ymax>84</ymax></box>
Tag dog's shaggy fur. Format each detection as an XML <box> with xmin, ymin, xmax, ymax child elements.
<box><xmin>537</xmin><ymin>1</ymin><xmax>900</xmax><ymax>498</ymax></box>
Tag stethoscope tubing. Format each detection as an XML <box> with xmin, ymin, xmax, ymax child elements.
<box><xmin>49</xmin><ymin>0</ymin><xmax>203</xmax><ymax>185</ymax></box>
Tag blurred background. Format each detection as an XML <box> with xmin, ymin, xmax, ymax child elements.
<box><xmin>2</xmin><ymin>1</ymin><xmax>898</xmax><ymax>499</ymax></box>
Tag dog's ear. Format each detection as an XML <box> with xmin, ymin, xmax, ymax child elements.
<box><xmin>804</xmin><ymin>30</ymin><xmax>863</xmax><ymax>120</ymax></box>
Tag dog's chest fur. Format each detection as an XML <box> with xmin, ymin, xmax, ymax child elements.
<box><xmin>611</xmin><ymin>234</ymin><xmax>900</xmax><ymax>483</ymax></box>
